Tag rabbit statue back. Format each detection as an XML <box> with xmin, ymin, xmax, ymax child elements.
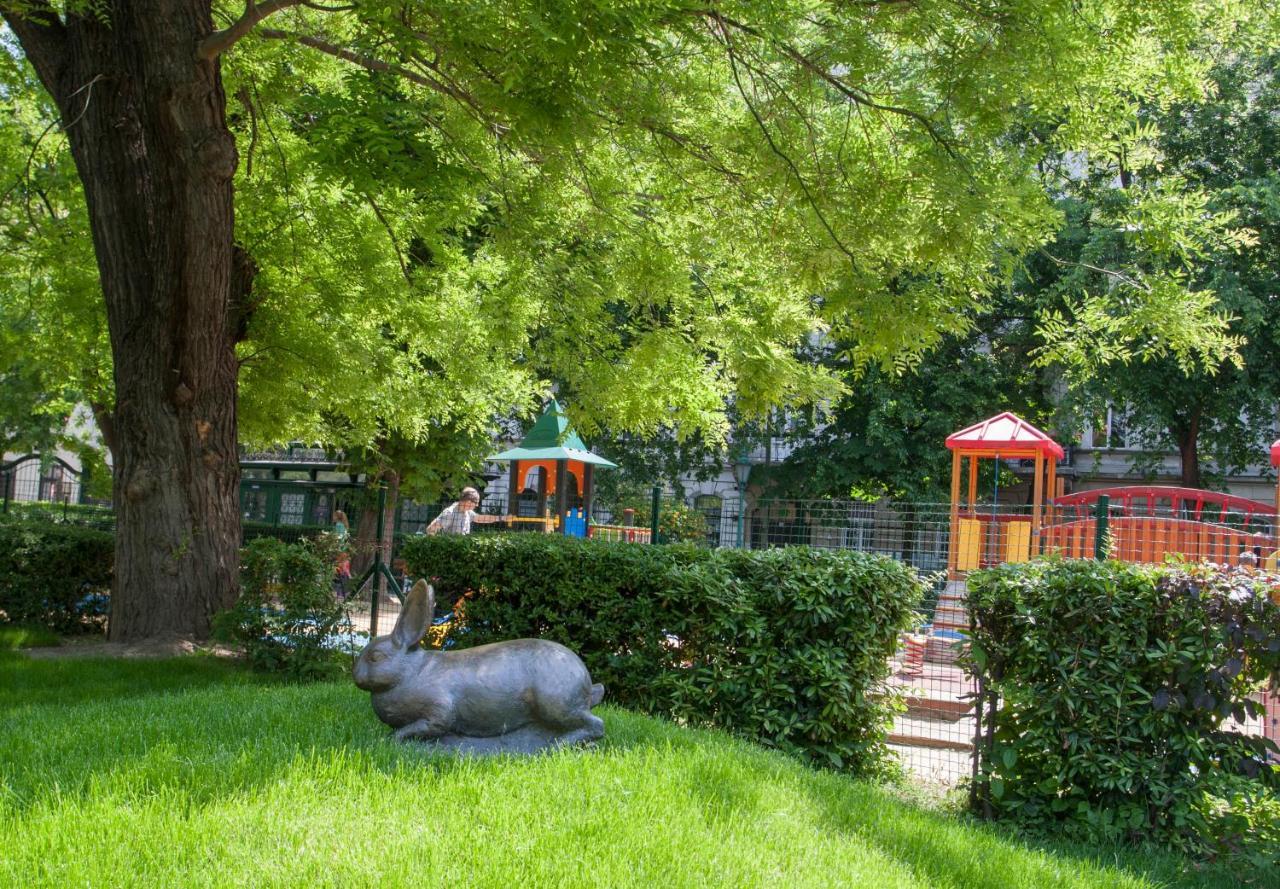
<box><xmin>353</xmin><ymin>580</ymin><xmax>605</xmax><ymax>753</ymax></box>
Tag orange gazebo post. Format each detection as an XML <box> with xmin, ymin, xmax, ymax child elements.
<box><xmin>945</xmin><ymin>412</ymin><xmax>1063</xmax><ymax>578</ymax></box>
<box><xmin>1271</xmin><ymin>438</ymin><xmax>1280</xmax><ymax>515</ymax></box>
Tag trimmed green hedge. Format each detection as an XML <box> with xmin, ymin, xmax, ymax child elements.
<box><xmin>0</xmin><ymin>520</ymin><xmax>113</xmax><ymax>633</ymax></box>
<box><xmin>968</xmin><ymin>559</ymin><xmax>1280</xmax><ymax>859</ymax></box>
<box><xmin>401</xmin><ymin>533</ymin><xmax>924</xmax><ymax>775</ymax></box>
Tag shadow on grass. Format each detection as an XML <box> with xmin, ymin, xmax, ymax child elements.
<box><xmin>601</xmin><ymin>705</ymin><xmax>1268</xmax><ymax>889</ymax></box>
<box><xmin>796</xmin><ymin>769</ymin><xmax>1273</xmax><ymax>889</ymax></box>
<box><xmin>5</xmin><ymin>654</ymin><xmax>1265</xmax><ymax>889</ymax></box>
<box><xmin>0</xmin><ymin>650</ymin><xmax>283</xmax><ymax>711</ymax></box>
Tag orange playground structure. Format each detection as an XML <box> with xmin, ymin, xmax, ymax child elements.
<box><xmin>945</xmin><ymin>412</ymin><xmax>1280</xmax><ymax>577</ymax></box>
<box><xmin>945</xmin><ymin>412</ymin><xmax>1063</xmax><ymax>577</ymax></box>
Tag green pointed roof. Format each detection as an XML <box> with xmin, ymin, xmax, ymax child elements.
<box><xmin>488</xmin><ymin>399</ymin><xmax>618</xmax><ymax>467</ymax></box>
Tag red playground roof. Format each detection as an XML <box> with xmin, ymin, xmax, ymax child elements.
<box><xmin>1272</xmin><ymin>439</ymin><xmax>1280</xmax><ymax>468</ymax></box>
<box><xmin>946</xmin><ymin>412</ymin><xmax>1064</xmax><ymax>459</ymax></box>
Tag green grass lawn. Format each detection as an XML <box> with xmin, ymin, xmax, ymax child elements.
<box><xmin>0</xmin><ymin>652</ymin><xmax>1269</xmax><ymax>889</ymax></box>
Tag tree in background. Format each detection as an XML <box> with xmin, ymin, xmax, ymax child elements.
<box><xmin>773</xmin><ymin>43</ymin><xmax>1280</xmax><ymax>501</ymax></box>
<box><xmin>0</xmin><ymin>1</ymin><xmax>1261</xmax><ymax>638</ymax></box>
<box><xmin>765</xmin><ymin>305</ymin><xmax>1055</xmax><ymax>502</ymax></box>
<box><xmin>1030</xmin><ymin>51</ymin><xmax>1280</xmax><ymax>489</ymax></box>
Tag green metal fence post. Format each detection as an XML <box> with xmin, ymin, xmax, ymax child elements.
<box><xmin>1094</xmin><ymin>494</ymin><xmax>1110</xmax><ymax>560</ymax></box>
<box><xmin>650</xmin><ymin>485</ymin><xmax>660</xmax><ymax>544</ymax></box>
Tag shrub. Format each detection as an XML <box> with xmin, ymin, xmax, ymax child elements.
<box><xmin>0</xmin><ymin>520</ymin><xmax>113</xmax><ymax>633</ymax></box>
<box><xmin>212</xmin><ymin>537</ymin><xmax>359</xmax><ymax>681</ymax></box>
<box><xmin>401</xmin><ymin>533</ymin><xmax>923</xmax><ymax>775</ymax></box>
<box><xmin>968</xmin><ymin>558</ymin><xmax>1280</xmax><ymax>858</ymax></box>
<box><xmin>604</xmin><ymin>494</ymin><xmax>709</xmax><ymax>544</ymax></box>
<box><xmin>654</xmin><ymin>504</ymin><xmax>709</xmax><ymax>544</ymax></box>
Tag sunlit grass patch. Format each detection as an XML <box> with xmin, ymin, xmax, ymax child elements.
<box><xmin>0</xmin><ymin>654</ymin><xmax>1267</xmax><ymax>888</ymax></box>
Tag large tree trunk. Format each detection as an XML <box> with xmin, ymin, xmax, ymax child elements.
<box><xmin>7</xmin><ymin>1</ymin><xmax>250</xmax><ymax>640</ymax></box>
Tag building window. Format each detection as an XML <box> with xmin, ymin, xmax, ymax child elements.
<box><xmin>1089</xmin><ymin>405</ymin><xmax>1133</xmax><ymax>450</ymax></box>
<box><xmin>241</xmin><ymin>488</ymin><xmax>269</xmax><ymax>522</ymax></box>
<box><xmin>278</xmin><ymin>492</ymin><xmax>306</xmax><ymax>525</ymax></box>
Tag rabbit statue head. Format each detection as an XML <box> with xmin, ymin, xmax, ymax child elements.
<box><xmin>353</xmin><ymin>579</ymin><xmax>435</xmax><ymax>693</ymax></box>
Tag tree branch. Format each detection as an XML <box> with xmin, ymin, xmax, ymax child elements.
<box><xmin>1039</xmin><ymin>250</ymin><xmax>1152</xmax><ymax>292</ymax></box>
<box><xmin>2</xmin><ymin>0</ymin><xmax>69</xmax><ymax>98</ymax></box>
<box><xmin>706</xmin><ymin>11</ymin><xmax>958</xmax><ymax>157</ymax></box>
<box><xmin>197</xmin><ymin>0</ymin><xmax>306</xmax><ymax>61</ymax></box>
<box><xmin>363</xmin><ymin>194</ymin><xmax>412</xmax><ymax>283</ymax></box>
<box><xmin>637</xmin><ymin>117</ymin><xmax>744</xmax><ymax>182</ymax></box>
<box><xmin>712</xmin><ymin>17</ymin><xmax>858</xmax><ymax>266</ymax></box>
<box><xmin>257</xmin><ymin>28</ymin><xmax>497</xmax><ymax>129</ymax></box>
<box><xmin>89</xmin><ymin>402</ymin><xmax>118</xmax><ymax>458</ymax></box>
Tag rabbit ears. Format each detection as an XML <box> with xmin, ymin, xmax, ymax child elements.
<box><xmin>391</xmin><ymin>580</ymin><xmax>435</xmax><ymax>649</ymax></box>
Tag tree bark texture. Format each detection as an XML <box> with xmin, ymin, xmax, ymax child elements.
<box><xmin>7</xmin><ymin>0</ymin><xmax>249</xmax><ymax>639</ymax></box>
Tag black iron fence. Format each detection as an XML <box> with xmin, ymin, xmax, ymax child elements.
<box><xmin>1</xmin><ymin>453</ymin><xmax>97</xmax><ymax>512</ymax></box>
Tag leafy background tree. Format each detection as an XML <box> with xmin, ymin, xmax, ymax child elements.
<box><xmin>1028</xmin><ymin>51</ymin><xmax>1280</xmax><ymax>489</ymax></box>
<box><xmin>771</xmin><ymin>42</ymin><xmax>1280</xmax><ymax>502</ymax></box>
<box><xmin>766</xmin><ymin>312</ymin><xmax>1055</xmax><ymax>502</ymax></box>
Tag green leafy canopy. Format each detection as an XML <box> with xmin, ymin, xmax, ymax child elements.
<box><xmin>3</xmin><ymin>0</ymin><xmax>1271</xmax><ymax>478</ymax></box>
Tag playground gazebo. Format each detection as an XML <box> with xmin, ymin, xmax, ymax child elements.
<box><xmin>487</xmin><ymin>400</ymin><xmax>617</xmax><ymax>536</ymax></box>
<box><xmin>945</xmin><ymin>412</ymin><xmax>1064</xmax><ymax>577</ymax></box>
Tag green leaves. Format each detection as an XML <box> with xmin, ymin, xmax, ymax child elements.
<box><xmin>969</xmin><ymin>558</ymin><xmax>1280</xmax><ymax>858</ymax></box>
<box><xmin>402</xmin><ymin>533</ymin><xmax>924</xmax><ymax>775</ymax></box>
<box><xmin>5</xmin><ymin>0</ymin><xmax>1271</xmax><ymax>497</ymax></box>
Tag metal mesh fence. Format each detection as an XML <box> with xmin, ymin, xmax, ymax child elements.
<box><xmin>0</xmin><ymin>455</ymin><xmax>110</xmax><ymax>527</ymax></box>
<box><xmin>690</xmin><ymin>497</ymin><xmax>1280</xmax><ymax>784</ymax></box>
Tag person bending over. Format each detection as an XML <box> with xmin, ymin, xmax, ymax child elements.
<box><xmin>425</xmin><ymin>487</ymin><xmax>500</xmax><ymax>536</ymax></box>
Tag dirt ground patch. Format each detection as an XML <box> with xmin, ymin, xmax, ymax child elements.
<box><xmin>20</xmin><ymin>635</ymin><xmax>242</xmax><ymax>660</ymax></box>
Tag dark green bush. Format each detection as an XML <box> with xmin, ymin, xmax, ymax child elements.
<box><xmin>402</xmin><ymin>533</ymin><xmax>923</xmax><ymax>775</ymax></box>
<box><xmin>0</xmin><ymin>520</ymin><xmax>113</xmax><ymax>633</ymax></box>
<box><xmin>968</xmin><ymin>558</ymin><xmax>1280</xmax><ymax>858</ymax></box>
<box><xmin>212</xmin><ymin>537</ymin><xmax>357</xmax><ymax>681</ymax></box>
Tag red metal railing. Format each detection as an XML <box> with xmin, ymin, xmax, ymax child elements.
<box><xmin>1041</xmin><ymin>516</ymin><xmax>1272</xmax><ymax>567</ymax></box>
<box><xmin>1053</xmin><ymin>485</ymin><xmax>1274</xmax><ymax>526</ymax></box>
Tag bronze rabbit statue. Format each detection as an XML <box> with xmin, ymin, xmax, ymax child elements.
<box><xmin>353</xmin><ymin>580</ymin><xmax>605</xmax><ymax>753</ymax></box>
